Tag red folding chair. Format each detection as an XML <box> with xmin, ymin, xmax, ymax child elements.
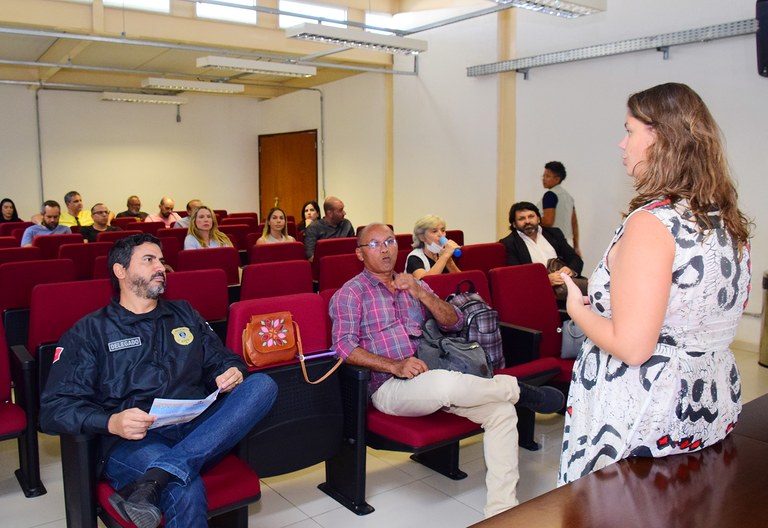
<box><xmin>96</xmin><ymin>230</ymin><xmax>142</xmax><ymax>243</ymax></box>
<box><xmin>108</xmin><ymin>217</ymin><xmax>137</xmax><ymax>230</ymax></box>
<box><xmin>156</xmin><ymin>227</ymin><xmax>188</xmax><ymax>247</ymax></box>
<box><xmin>176</xmin><ymin>247</ymin><xmax>241</xmax><ymax>285</ymax></box>
<box><xmin>164</xmin><ymin>269</ymin><xmax>229</xmax><ymax>340</ymax></box>
<box><xmin>0</xmin><ymin>221</ymin><xmax>33</xmax><ymax>237</ymax></box>
<box><xmin>455</xmin><ymin>242</ymin><xmax>506</xmax><ymax>276</ymax></box>
<box><xmin>220</xmin><ymin>217</ymin><xmax>259</xmax><ymax>232</ymax></box>
<box><xmin>32</xmin><ymin>234</ymin><xmax>84</xmax><ymax>259</ymax></box>
<box><xmin>0</xmin><ymin>259</ymin><xmax>77</xmax><ymax>348</ymax></box>
<box><xmin>127</xmin><ymin>221</ymin><xmax>165</xmax><ymax>235</ymax></box>
<box><xmin>311</xmin><ymin>237</ymin><xmax>358</xmax><ymax>281</ymax></box>
<box><xmin>0</xmin><ymin>247</ymin><xmax>43</xmax><ymax>266</ymax></box>
<box><xmin>58</xmin><ymin>242</ymin><xmax>113</xmax><ymax>280</ymax></box>
<box><xmin>240</xmin><ymin>260</ymin><xmax>313</xmax><ymax>300</ymax></box>
<box><xmin>317</xmin><ymin>253</ymin><xmax>364</xmax><ymax>291</ymax></box>
<box><xmin>0</xmin><ymin>318</ymin><xmax>46</xmax><ymax>497</ymax></box>
<box><xmin>0</xmin><ymin>236</ymin><xmax>18</xmax><ymax>248</ymax></box>
<box><xmin>248</xmin><ymin>242</ymin><xmax>306</xmax><ymax>265</ymax></box>
<box><xmin>218</xmin><ymin>224</ymin><xmax>251</xmax><ymax>251</ymax></box>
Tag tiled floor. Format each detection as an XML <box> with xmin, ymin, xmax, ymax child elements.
<box><xmin>3</xmin><ymin>346</ymin><xmax>767</xmax><ymax>528</ymax></box>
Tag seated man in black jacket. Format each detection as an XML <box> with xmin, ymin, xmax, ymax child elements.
<box><xmin>499</xmin><ymin>202</ymin><xmax>583</xmax><ymax>288</ymax></box>
<box><xmin>40</xmin><ymin>233</ymin><xmax>277</xmax><ymax>528</ymax></box>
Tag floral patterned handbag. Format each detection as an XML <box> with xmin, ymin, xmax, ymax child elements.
<box><xmin>242</xmin><ymin>311</ymin><xmax>343</xmax><ymax>384</ymax></box>
<box><xmin>242</xmin><ymin>311</ymin><xmax>298</xmax><ymax>368</ymax></box>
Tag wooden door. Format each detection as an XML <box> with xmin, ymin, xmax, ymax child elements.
<box><xmin>258</xmin><ymin>130</ymin><xmax>318</xmax><ymax>223</ymax></box>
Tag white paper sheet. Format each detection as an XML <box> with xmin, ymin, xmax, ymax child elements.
<box><xmin>147</xmin><ymin>389</ymin><xmax>220</xmax><ymax>429</ymax></box>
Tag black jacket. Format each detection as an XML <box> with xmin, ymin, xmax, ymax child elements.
<box><xmin>40</xmin><ymin>298</ymin><xmax>246</xmax><ymax>465</ymax></box>
<box><xmin>499</xmin><ymin>226</ymin><xmax>583</xmax><ymax>275</ymax></box>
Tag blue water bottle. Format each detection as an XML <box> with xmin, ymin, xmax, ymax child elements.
<box><xmin>440</xmin><ymin>236</ymin><xmax>461</xmax><ymax>257</ymax></box>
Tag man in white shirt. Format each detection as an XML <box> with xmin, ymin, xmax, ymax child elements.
<box><xmin>499</xmin><ymin>202</ymin><xmax>583</xmax><ymax>287</ymax></box>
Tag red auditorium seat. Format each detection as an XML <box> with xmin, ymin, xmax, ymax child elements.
<box><xmin>318</xmin><ymin>253</ymin><xmax>363</xmax><ymax>291</ymax></box>
<box><xmin>455</xmin><ymin>242</ymin><xmax>506</xmax><ymax>276</ymax></box>
<box><xmin>32</xmin><ymin>234</ymin><xmax>84</xmax><ymax>259</ymax></box>
<box><xmin>0</xmin><ymin>259</ymin><xmax>77</xmax><ymax>348</ymax></box>
<box><xmin>126</xmin><ymin>221</ymin><xmax>165</xmax><ymax>235</ymax></box>
<box><xmin>96</xmin><ymin>230</ymin><xmax>141</xmax><ymax>243</ymax></box>
<box><xmin>0</xmin><ymin>318</ymin><xmax>46</xmax><ymax>498</ymax></box>
<box><xmin>311</xmin><ymin>237</ymin><xmax>357</xmax><ymax>281</ymax></box>
<box><xmin>0</xmin><ymin>221</ymin><xmax>33</xmax><ymax>237</ymax></box>
<box><xmin>490</xmin><ymin>263</ymin><xmax>574</xmax><ymax>387</ymax></box>
<box><xmin>247</xmin><ymin>241</ymin><xmax>305</xmax><ymax>265</ymax></box>
<box><xmin>240</xmin><ymin>260</ymin><xmax>313</xmax><ymax>300</ymax></box>
<box><xmin>58</xmin><ymin>242</ymin><xmax>113</xmax><ymax>280</ymax></box>
<box><xmin>0</xmin><ymin>247</ymin><xmax>43</xmax><ymax>266</ymax></box>
<box><xmin>176</xmin><ymin>247</ymin><xmax>241</xmax><ymax>285</ymax></box>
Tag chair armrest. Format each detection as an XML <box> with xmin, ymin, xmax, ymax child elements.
<box><xmin>338</xmin><ymin>364</ymin><xmax>370</xmax><ymax>442</ymax></box>
<box><xmin>499</xmin><ymin>322</ymin><xmax>542</xmax><ymax>367</ymax></box>
<box><xmin>10</xmin><ymin>345</ymin><xmax>38</xmax><ymax>420</ymax></box>
<box><xmin>60</xmin><ymin>433</ymin><xmax>99</xmax><ymax>528</ymax></box>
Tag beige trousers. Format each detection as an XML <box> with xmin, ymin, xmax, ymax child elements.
<box><xmin>372</xmin><ymin>371</ymin><xmax>520</xmax><ymax>518</ymax></box>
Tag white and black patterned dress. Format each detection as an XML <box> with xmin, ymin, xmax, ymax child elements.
<box><xmin>558</xmin><ymin>199</ymin><xmax>751</xmax><ymax>485</ymax></box>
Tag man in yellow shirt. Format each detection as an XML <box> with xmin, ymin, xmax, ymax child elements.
<box><xmin>59</xmin><ymin>191</ymin><xmax>94</xmax><ymax>227</ymax></box>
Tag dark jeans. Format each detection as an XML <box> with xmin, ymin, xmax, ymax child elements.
<box><xmin>104</xmin><ymin>373</ymin><xmax>277</xmax><ymax>528</ymax></box>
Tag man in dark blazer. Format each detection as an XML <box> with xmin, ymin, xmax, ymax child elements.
<box><xmin>499</xmin><ymin>202</ymin><xmax>583</xmax><ymax>287</ymax></box>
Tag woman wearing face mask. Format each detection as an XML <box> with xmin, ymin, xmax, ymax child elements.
<box><xmin>297</xmin><ymin>201</ymin><xmax>320</xmax><ymax>234</ymax></box>
<box><xmin>406</xmin><ymin>215</ymin><xmax>461</xmax><ymax>279</ymax></box>
<box><xmin>256</xmin><ymin>207</ymin><xmax>296</xmax><ymax>245</ymax></box>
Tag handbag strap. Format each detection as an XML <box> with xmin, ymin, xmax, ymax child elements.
<box><xmin>294</xmin><ymin>321</ymin><xmax>343</xmax><ymax>384</ymax></box>
<box><xmin>454</xmin><ymin>279</ymin><xmax>477</xmax><ymax>295</ymax></box>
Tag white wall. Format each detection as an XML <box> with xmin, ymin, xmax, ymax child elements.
<box><xmin>1</xmin><ymin>88</ymin><xmax>262</xmax><ymax>216</ymax></box>
<box><xmin>0</xmin><ymin>85</ymin><xmax>44</xmax><ymax>217</ymax></box>
<box><xmin>513</xmin><ymin>0</ymin><xmax>766</xmax><ymax>346</ymax></box>
<box><xmin>393</xmin><ymin>12</ymin><xmax>499</xmax><ymax>243</ymax></box>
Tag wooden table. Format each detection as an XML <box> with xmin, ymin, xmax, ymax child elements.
<box><xmin>473</xmin><ymin>393</ymin><xmax>768</xmax><ymax>528</ymax></box>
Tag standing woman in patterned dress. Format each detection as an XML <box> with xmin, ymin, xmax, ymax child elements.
<box><xmin>558</xmin><ymin>83</ymin><xmax>752</xmax><ymax>484</ymax></box>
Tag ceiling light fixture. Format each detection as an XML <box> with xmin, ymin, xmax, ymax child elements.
<box><xmin>494</xmin><ymin>0</ymin><xmax>606</xmax><ymax>18</ymax></box>
<box><xmin>196</xmin><ymin>56</ymin><xmax>316</xmax><ymax>78</ymax></box>
<box><xmin>141</xmin><ymin>77</ymin><xmax>245</xmax><ymax>93</ymax></box>
<box><xmin>101</xmin><ymin>92</ymin><xmax>188</xmax><ymax>105</ymax></box>
<box><xmin>285</xmin><ymin>23</ymin><xmax>428</xmax><ymax>55</ymax></box>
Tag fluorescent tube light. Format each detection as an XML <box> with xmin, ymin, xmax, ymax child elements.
<box><xmin>495</xmin><ymin>0</ymin><xmax>605</xmax><ymax>18</ymax></box>
<box><xmin>141</xmin><ymin>77</ymin><xmax>245</xmax><ymax>93</ymax></box>
<box><xmin>285</xmin><ymin>23</ymin><xmax>428</xmax><ymax>55</ymax></box>
<box><xmin>196</xmin><ymin>56</ymin><xmax>316</xmax><ymax>77</ymax></box>
<box><xmin>101</xmin><ymin>92</ymin><xmax>188</xmax><ymax>105</ymax></box>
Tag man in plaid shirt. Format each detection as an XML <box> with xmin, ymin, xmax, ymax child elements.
<box><xmin>329</xmin><ymin>223</ymin><xmax>563</xmax><ymax>518</ymax></box>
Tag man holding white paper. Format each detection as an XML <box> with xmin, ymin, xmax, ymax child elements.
<box><xmin>41</xmin><ymin>233</ymin><xmax>277</xmax><ymax>528</ymax></box>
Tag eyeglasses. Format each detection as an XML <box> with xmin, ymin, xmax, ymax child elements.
<box><xmin>358</xmin><ymin>238</ymin><xmax>397</xmax><ymax>250</ymax></box>
<box><xmin>93</xmin><ymin>210</ymin><xmax>110</xmax><ymax>215</ymax></box>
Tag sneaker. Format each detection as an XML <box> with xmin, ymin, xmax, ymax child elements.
<box><xmin>517</xmin><ymin>383</ymin><xmax>565</xmax><ymax>414</ymax></box>
<box><xmin>108</xmin><ymin>480</ymin><xmax>162</xmax><ymax>528</ymax></box>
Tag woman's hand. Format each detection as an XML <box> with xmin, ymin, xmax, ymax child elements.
<box><xmin>439</xmin><ymin>239</ymin><xmax>459</xmax><ymax>259</ymax></box>
<box><xmin>561</xmin><ymin>272</ymin><xmax>589</xmax><ymax>317</ymax></box>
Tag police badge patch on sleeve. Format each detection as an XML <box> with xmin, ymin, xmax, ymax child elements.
<box><xmin>172</xmin><ymin>327</ymin><xmax>194</xmax><ymax>345</ymax></box>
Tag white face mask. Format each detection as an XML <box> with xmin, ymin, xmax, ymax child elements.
<box><xmin>425</xmin><ymin>240</ymin><xmax>443</xmax><ymax>254</ymax></box>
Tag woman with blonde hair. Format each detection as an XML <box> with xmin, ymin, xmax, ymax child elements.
<box><xmin>184</xmin><ymin>205</ymin><xmax>233</xmax><ymax>249</ymax></box>
<box><xmin>405</xmin><ymin>214</ymin><xmax>461</xmax><ymax>279</ymax></box>
<box><xmin>558</xmin><ymin>83</ymin><xmax>751</xmax><ymax>484</ymax></box>
<box><xmin>256</xmin><ymin>207</ymin><xmax>296</xmax><ymax>245</ymax></box>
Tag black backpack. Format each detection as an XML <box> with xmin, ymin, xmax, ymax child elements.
<box><xmin>445</xmin><ymin>280</ymin><xmax>505</xmax><ymax>370</ymax></box>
